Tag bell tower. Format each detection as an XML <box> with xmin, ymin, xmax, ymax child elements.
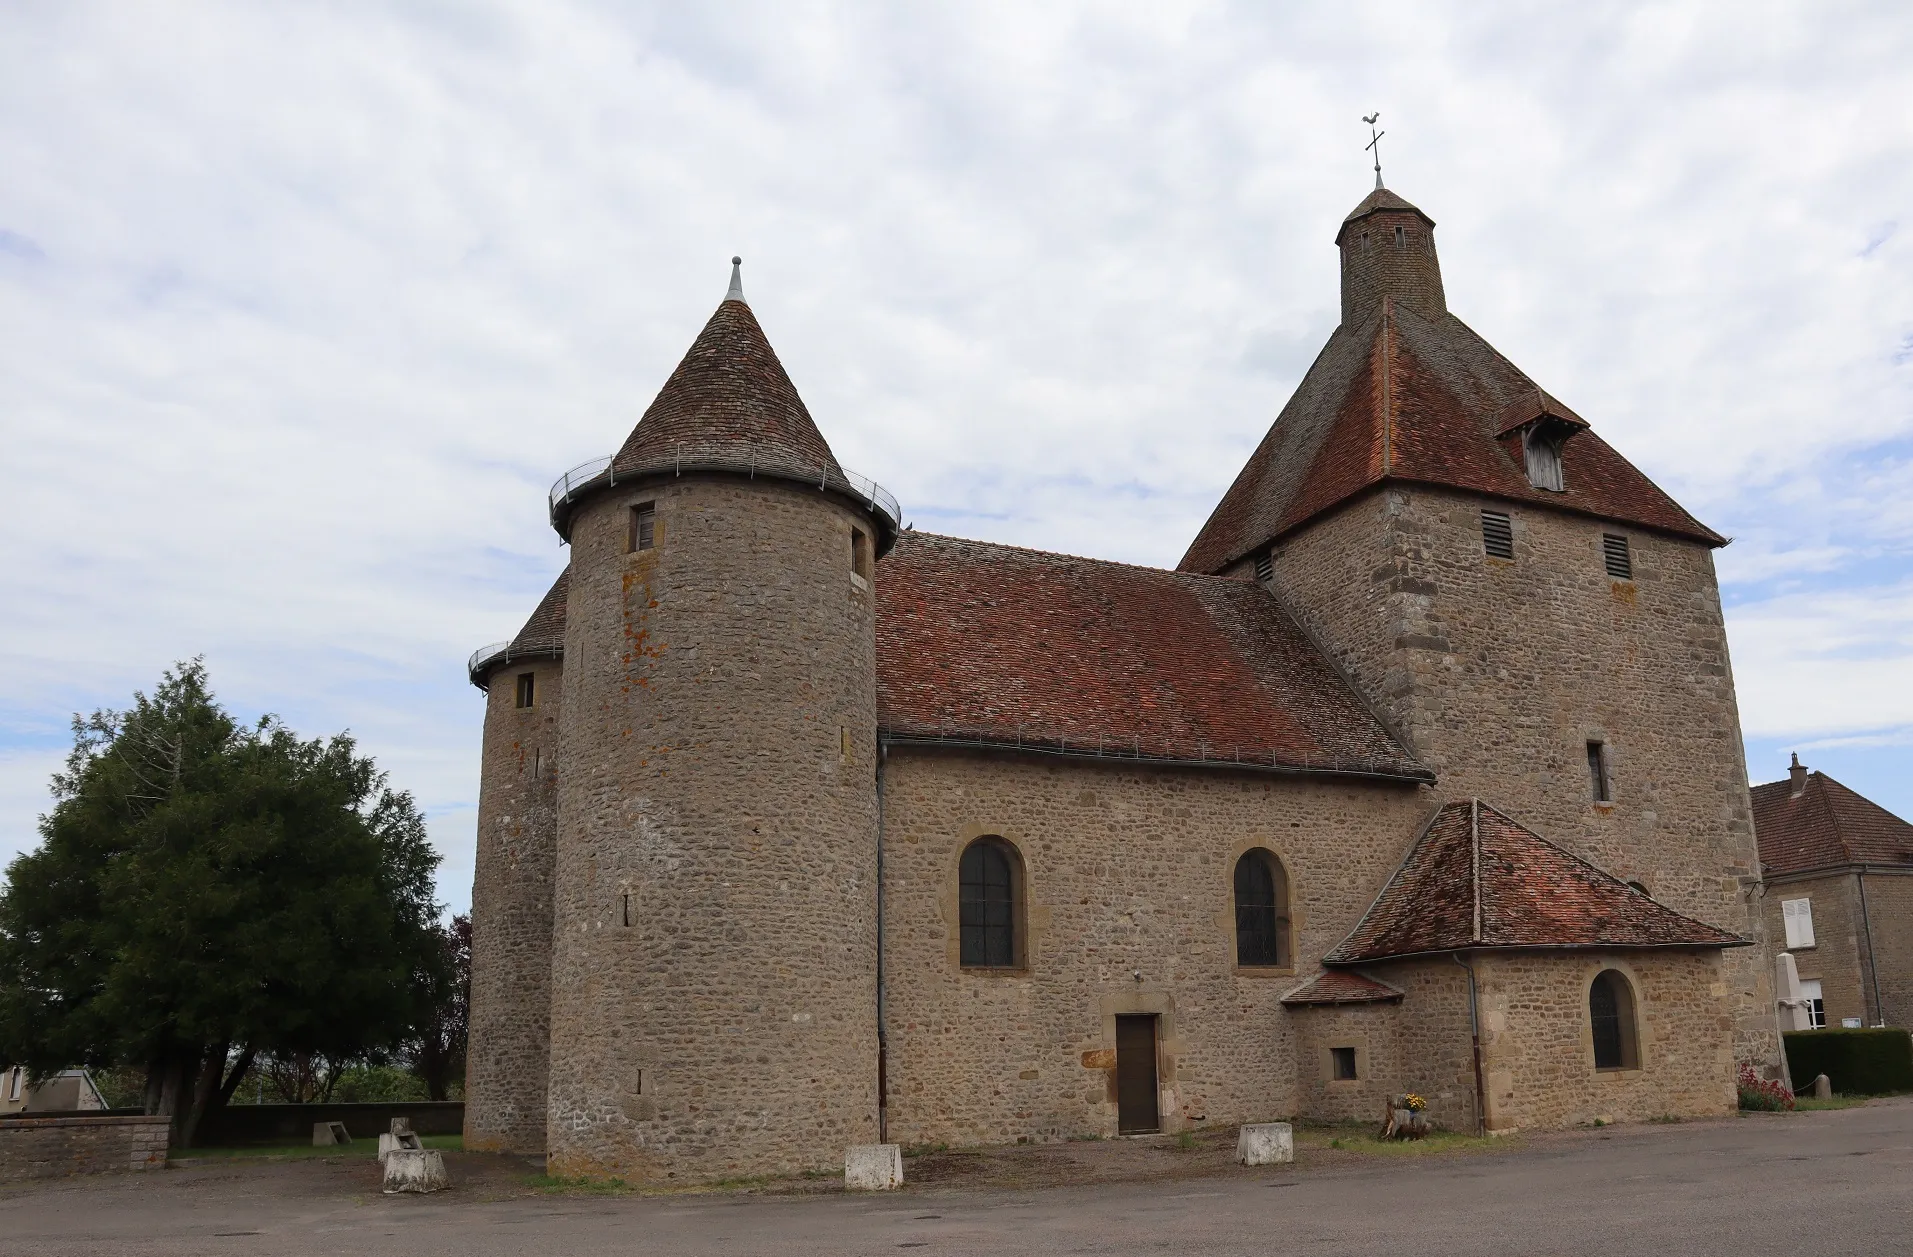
<box><xmin>543</xmin><ymin>261</ymin><xmax>898</xmax><ymax>1182</ymax></box>
<box><xmin>1335</xmin><ymin>187</ymin><xmax>1445</xmax><ymax>324</ymax></box>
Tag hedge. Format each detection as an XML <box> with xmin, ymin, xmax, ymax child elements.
<box><xmin>1783</xmin><ymin>1028</ymin><xmax>1913</xmax><ymax>1095</ymax></box>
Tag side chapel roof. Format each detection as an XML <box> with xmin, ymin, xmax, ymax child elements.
<box><xmin>1324</xmin><ymin>799</ymin><xmax>1747</xmax><ymax>964</ymax></box>
<box><xmin>1179</xmin><ymin>188</ymin><xmax>1725</xmax><ymax>575</ymax></box>
<box><xmin>1753</xmin><ymin>769</ymin><xmax>1913</xmax><ymax>877</ymax></box>
<box><xmin>875</xmin><ymin>531</ymin><xmax>1430</xmax><ymax>782</ymax></box>
<box><xmin>1280</xmin><ymin>969</ymin><xmax>1405</xmax><ymax>1006</ymax></box>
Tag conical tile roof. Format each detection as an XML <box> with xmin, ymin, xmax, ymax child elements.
<box><xmin>1323</xmin><ymin>800</ymin><xmax>1748</xmax><ymax>964</ymax></box>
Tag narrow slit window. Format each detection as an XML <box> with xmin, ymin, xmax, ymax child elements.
<box><xmin>1331</xmin><ymin>1047</ymin><xmax>1358</xmax><ymax>1080</ymax></box>
<box><xmin>1481</xmin><ymin>510</ymin><xmax>1515</xmax><ymax>560</ymax></box>
<box><xmin>622</xmin><ymin>893</ymin><xmax>632</xmax><ymax>927</ymax></box>
<box><xmin>1603</xmin><ymin>534</ymin><xmax>1632</xmax><ymax>580</ymax></box>
<box><xmin>1587</xmin><ymin>740</ymin><xmax>1611</xmax><ymax>803</ymax></box>
<box><xmin>629</xmin><ymin>502</ymin><xmax>656</xmax><ymax>553</ymax></box>
<box><xmin>851</xmin><ymin>527</ymin><xmax>872</xmax><ymax>581</ymax></box>
<box><xmin>515</xmin><ymin>672</ymin><xmax>535</xmax><ymax>709</ymax></box>
<box><xmin>1394</xmin><ymin>225</ymin><xmax>1405</xmax><ymax>247</ymax></box>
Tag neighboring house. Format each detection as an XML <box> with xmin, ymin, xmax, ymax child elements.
<box><xmin>463</xmin><ymin>181</ymin><xmax>1777</xmax><ymax>1182</ymax></box>
<box><xmin>1755</xmin><ymin>755</ymin><xmax>1913</xmax><ymax>1030</ymax></box>
<box><xmin>0</xmin><ymin>1067</ymin><xmax>108</xmax><ymax>1115</ymax></box>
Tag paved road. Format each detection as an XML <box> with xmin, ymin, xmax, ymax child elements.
<box><xmin>5</xmin><ymin>1101</ymin><xmax>1910</xmax><ymax>1255</ymax></box>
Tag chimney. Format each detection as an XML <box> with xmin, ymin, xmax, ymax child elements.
<box><xmin>1789</xmin><ymin>753</ymin><xmax>1808</xmax><ymax>798</ymax></box>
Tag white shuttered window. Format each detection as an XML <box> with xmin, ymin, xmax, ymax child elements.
<box><xmin>1782</xmin><ymin>897</ymin><xmax>1816</xmax><ymax>949</ymax></box>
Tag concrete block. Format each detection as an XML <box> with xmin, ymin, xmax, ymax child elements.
<box><xmin>312</xmin><ymin>1121</ymin><xmax>351</xmax><ymax>1147</ymax></box>
<box><xmin>844</xmin><ymin>1144</ymin><xmax>903</xmax><ymax>1190</ymax></box>
<box><xmin>378</xmin><ymin>1131</ymin><xmax>423</xmax><ymax>1163</ymax></box>
<box><xmin>382</xmin><ymin>1148</ymin><xmax>450</xmax><ymax>1194</ymax></box>
<box><xmin>1235</xmin><ymin>1122</ymin><xmax>1294</xmax><ymax>1166</ymax></box>
<box><xmin>1811</xmin><ymin>1074</ymin><xmax>1832</xmax><ymax>1100</ymax></box>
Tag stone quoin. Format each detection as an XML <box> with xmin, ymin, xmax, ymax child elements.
<box><xmin>464</xmin><ymin>188</ymin><xmax>1778</xmax><ymax>1181</ymax></box>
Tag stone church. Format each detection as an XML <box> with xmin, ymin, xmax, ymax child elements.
<box><xmin>463</xmin><ymin>183</ymin><xmax>1779</xmax><ymax>1183</ymax></box>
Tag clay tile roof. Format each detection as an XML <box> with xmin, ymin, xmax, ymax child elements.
<box><xmin>1335</xmin><ymin>187</ymin><xmax>1435</xmax><ymax>242</ymax></box>
<box><xmin>1492</xmin><ymin>387</ymin><xmax>1589</xmax><ymax>437</ymax></box>
<box><xmin>1753</xmin><ymin>771</ymin><xmax>1913</xmax><ymax>876</ymax></box>
<box><xmin>1280</xmin><ymin>969</ymin><xmax>1404</xmax><ymax>1006</ymax></box>
<box><xmin>1179</xmin><ymin>282</ymin><xmax>1724</xmax><ymax>577</ymax></box>
<box><xmin>510</xmin><ymin>567</ymin><xmax>569</xmax><ymax>656</ymax></box>
<box><xmin>611</xmin><ymin>295</ymin><xmax>844</xmax><ymax>489</ymax></box>
<box><xmin>1323</xmin><ymin>800</ymin><xmax>1747</xmax><ymax>964</ymax></box>
<box><xmin>874</xmin><ymin>532</ymin><xmax>1430</xmax><ymax>782</ymax></box>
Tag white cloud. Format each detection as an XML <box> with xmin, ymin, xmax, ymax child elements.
<box><xmin>2</xmin><ymin>1</ymin><xmax>1911</xmax><ymax>906</ymax></box>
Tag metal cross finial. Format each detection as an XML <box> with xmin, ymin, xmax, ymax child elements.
<box><xmin>1363</xmin><ymin>112</ymin><xmax>1385</xmax><ymax>190</ymax></box>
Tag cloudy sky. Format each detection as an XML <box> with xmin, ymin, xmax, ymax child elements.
<box><xmin>2</xmin><ymin>2</ymin><xmax>1909</xmax><ymax>913</ymax></box>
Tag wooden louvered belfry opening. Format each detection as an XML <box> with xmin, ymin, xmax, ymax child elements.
<box><xmin>1602</xmin><ymin>533</ymin><xmax>1633</xmax><ymax>580</ymax></box>
<box><xmin>1481</xmin><ymin>510</ymin><xmax>1514</xmax><ymax>560</ymax></box>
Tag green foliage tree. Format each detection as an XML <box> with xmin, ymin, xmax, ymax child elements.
<box><xmin>0</xmin><ymin>661</ymin><xmax>446</xmax><ymax>1146</ymax></box>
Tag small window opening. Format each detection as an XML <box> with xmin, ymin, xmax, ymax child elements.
<box><xmin>1360</xmin><ymin>231</ymin><xmax>1370</xmax><ymax>248</ymax></box>
<box><xmin>1800</xmin><ymin>979</ymin><xmax>1826</xmax><ymax>1029</ymax></box>
<box><xmin>1233</xmin><ymin>850</ymin><xmax>1291</xmax><ymax>968</ymax></box>
<box><xmin>1394</xmin><ymin>225</ymin><xmax>1405</xmax><ymax>248</ymax></box>
<box><xmin>1589</xmin><ymin>969</ymin><xmax>1640</xmax><ymax>1071</ymax></box>
<box><xmin>851</xmin><ymin>527</ymin><xmax>872</xmax><ymax>581</ymax></box>
<box><xmin>1481</xmin><ymin>510</ymin><xmax>1515</xmax><ymax>560</ymax></box>
<box><xmin>1587</xmin><ymin>741</ymin><xmax>1611</xmax><ymax>803</ymax></box>
<box><xmin>621</xmin><ymin>893</ymin><xmax>631</xmax><ymax>927</ymax></box>
<box><xmin>1626</xmin><ymin>880</ymin><xmax>1649</xmax><ymax>896</ymax></box>
<box><xmin>515</xmin><ymin>672</ymin><xmax>535</xmax><ymax>709</ymax></box>
<box><xmin>1331</xmin><ymin>1047</ymin><xmax>1358</xmax><ymax>1080</ymax></box>
<box><xmin>1603</xmin><ymin>534</ymin><xmax>1633</xmax><ymax>580</ymax></box>
<box><xmin>1253</xmin><ymin>551</ymin><xmax>1273</xmax><ymax>583</ymax></box>
<box><xmin>959</xmin><ymin>838</ymin><xmax>1022</xmax><ymax>969</ymax></box>
<box><xmin>1523</xmin><ymin>426</ymin><xmax>1566</xmax><ymax>492</ymax></box>
<box><xmin>629</xmin><ymin>502</ymin><xmax>656</xmax><ymax>553</ymax></box>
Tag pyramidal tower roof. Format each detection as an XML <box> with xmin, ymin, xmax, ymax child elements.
<box><xmin>549</xmin><ymin>259</ymin><xmax>899</xmax><ymax>550</ymax></box>
<box><xmin>1179</xmin><ymin>186</ymin><xmax>1724</xmax><ymax>574</ymax></box>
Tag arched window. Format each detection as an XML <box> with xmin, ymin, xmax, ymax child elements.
<box><xmin>1233</xmin><ymin>850</ymin><xmax>1291</xmax><ymax>968</ymax></box>
<box><xmin>1589</xmin><ymin>969</ymin><xmax>1641</xmax><ymax>1071</ymax></box>
<box><xmin>959</xmin><ymin>838</ymin><xmax>1021</xmax><ymax>969</ymax></box>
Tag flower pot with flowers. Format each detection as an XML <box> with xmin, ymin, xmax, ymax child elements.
<box><xmin>1381</xmin><ymin>1092</ymin><xmax>1431</xmax><ymax>1139</ymax></box>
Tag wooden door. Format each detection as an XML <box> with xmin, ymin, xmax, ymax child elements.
<box><xmin>1115</xmin><ymin>1015</ymin><xmax>1160</xmax><ymax>1134</ymax></box>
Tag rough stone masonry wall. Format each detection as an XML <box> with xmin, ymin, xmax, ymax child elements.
<box><xmin>1760</xmin><ymin>872</ymin><xmax>1869</xmax><ymax>1030</ymax></box>
<box><xmin>464</xmin><ymin>656</ymin><xmax>563</xmax><ymax>1154</ymax></box>
<box><xmin>1264</xmin><ymin>486</ymin><xmax>1777</xmax><ymax>1072</ymax></box>
<box><xmin>546</xmin><ymin>474</ymin><xmax>880</xmax><ymax>1183</ymax></box>
<box><xmin>1289</xmin><ymin>958</ymin><xmax>1478</xmax><ymax>1131</ymax></box>
<box><xmin>0</xmin><ymin>1115</ymin><xmax>168</xmax><ymax>1181</ymax></box>
<box><xmin>1473</xmin><ymin>951</ymin><xmax>1736</xmax><ymax>1130</ymax></box>
<box><xmin>878</xmin><ymin>747</ymin><xmax>1433</xmax><ymax>1148</ymax></box>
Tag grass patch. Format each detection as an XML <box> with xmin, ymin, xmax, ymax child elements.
<box><xmin>1293</xmin><ymin>1122</ymin><xmax>1509</xmax><ymax>1158</ymax></box>
<box><xmin>1792</xmin><ymin>1095</ymin><xmax>1873</xmax><ymax>1112</ymax></box>
<box><xmin>529</xmin><ymin>1173</ymin><xmax>636</xmax><ymax>1194</ymax></box>
<box><xmin>178</xmin><ymin>1134</ymin><xmax>461</xmax><ymax>1162</ymax></box>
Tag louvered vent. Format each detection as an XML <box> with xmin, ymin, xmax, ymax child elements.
<box><xmin>1603</xmin><ymin>533</ymin><xmax>1632</xmax><ymax>579</ymax></box>
<box><xmin>1253</xmin><ymin>551</ymin><xmax>1273</xmax><ymax>583</ymax></box>
<box><xmin>1481</xmin><ymin>511</ymin><xmax>1514</xmax><ymax>560</ymax></box>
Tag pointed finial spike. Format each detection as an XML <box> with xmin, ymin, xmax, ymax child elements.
<box><xmin>726</xmin><ymin>256</ymin><xmax>745</xmax><ymax>303</ymax></box>
<box><xmin>1363</xmin><ymin>112</ymin><xmax>1386</xmax><ymax>189</ymax></box>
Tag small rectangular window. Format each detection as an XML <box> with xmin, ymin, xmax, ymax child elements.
<box><xmin>1587</xmin><ymin>741</ymin><xmax>1611</xmax><ymax>803</ymax></box>
<box><xmin>1782</xmin><ymin>897</ymin><xmax>1815</xmax><ymax>949</ymax></box>
<box><xmin>1800</xmin><ymin>978</ymin><xmax>1826</xmax><ymax>1029</ymax></box>
<box><xmin>1394</xmin><ymin>225</ymin><xmax>1405</xmax><ymax>248</ymax></box>
<box><xmin>1253</xmin><ymin>551</ymin><xmax>1273</xmax><ymax>583</ymax></box>
<box><xmin>851</xmin><ymin>527</ymin><xmax>871</xmax><ymax>581</ymax></box>
<box><xmin>515</xmin><ymin>672</ymin><xmax>535</xmax><ymax>709</ymax></box>
<box><xmin>1330</xmin><ymin>1047</ymin><xmax>1358</xmax><ymax>1081</ymax></box>
<box><xmin>629</xmin><ymin>502</ymin><xmax>656</xmax><ymax>553</ymax></box>
<box><xmin>1603</xmin><ymin>533</ymin><xmax>1632</xmax><ymax>580</ymax></box>
<box><xmin>1482</xmin><ymin>510</ymin><xmax>1514</xmax><ymax>560</ymax></box>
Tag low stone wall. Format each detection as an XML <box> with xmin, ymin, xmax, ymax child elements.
<box><xmin>194</xmin><ymin>1101</ymin><xmax>464</xmax><ymax>1146</ymax></box>
<box><xmin>0</xmin><ymin>1114</ymin><xmax>170</xmax><ymax>1181</ymax></box>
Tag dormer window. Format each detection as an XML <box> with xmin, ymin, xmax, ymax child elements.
<box><xmin>1522</xmin><ymin>423</ymin><xmax>1567</xmax><ymax>492</ymax></box>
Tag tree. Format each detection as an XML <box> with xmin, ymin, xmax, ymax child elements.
<box><xmin>0</xmin><ymin>661</ymin><xmax>446</xmax><ymax>1146</ymax></box>
<box><xmin>410</xmin><ymin>914</ymin><xmax>470</xmax><ymax>1101</ymax></box>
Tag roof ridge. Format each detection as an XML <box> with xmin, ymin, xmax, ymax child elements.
<box><xmin>897</xmin><ymin>530</ymin><xmax>1265</xmax><ymax>586</ymax></box>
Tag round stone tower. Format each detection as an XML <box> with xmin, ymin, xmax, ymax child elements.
<box><xmin>464</xmin><ymin>569</ymin><xmax>568</xmax><ymax>1154</ymax></box>
<box><xmin>543</xmin><ymin>261</ymin><xmax>898</xmax><ymax>1182</ymax></box>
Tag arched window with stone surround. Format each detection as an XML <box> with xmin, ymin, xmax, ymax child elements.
<box><xmin>959</xmin><ymin>837</ymin><xmax>1022</xmax><ymax>969</ymax></box>
<box><xmin>1589</xmin><ymin>969</ymin><xmax>1641</xmax><ymax>1071</ymax></box>
<box><xmin>1233</xmin><ymin>850</ymin><xmax>1291</xmax><ymax>968</ymax></box>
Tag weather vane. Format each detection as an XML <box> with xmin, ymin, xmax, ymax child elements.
<box><xmin>1363</xmin><ymin>112</ymin><xmax>1385</xmax><ymax>189</ymax></box>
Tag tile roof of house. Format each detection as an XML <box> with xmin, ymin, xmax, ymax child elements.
<box><xmin>1753</xmin><ymin>769</ymin><xmax>1913</xmax><ymax>877</ymax></box>
<box><xmin>874</xmin><ymin>531</ymin><xmax>1430</xmax><ymax>782</ymax></box>
<box><xmin>1179</xmin><ymin>203</ymin><xmax>1724</xmax><ymax>575</ymax></box>
<box><xmin>1323</xmin><ymin>800</ymin><xmax>1747</xmax><ymax>964</ymax></box>
<box><xmin>1280</xmin><ymin>969</ymin><xmax>1404</xmax><ymax>1006</ymax></box>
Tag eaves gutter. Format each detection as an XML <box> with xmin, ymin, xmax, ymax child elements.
<box><xmin>877</xmin><ymin>731</ymin><xmax>1435</xmax><ymax>787</ymax></box>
